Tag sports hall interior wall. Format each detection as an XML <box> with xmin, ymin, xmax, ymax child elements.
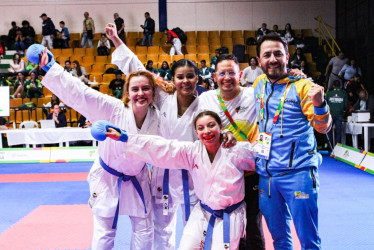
<box><xmin>0</xmin><ymin>0</ymin><xmax>335</xmax><ymax>36</ymax></box>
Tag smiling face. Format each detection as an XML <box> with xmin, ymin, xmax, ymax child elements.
<box><xmin>214</xmin><ymin>60</ymin><xmax>240</xmax><ymax>95</ymax></box>
<box><xmin>174</xmin><ymin>65</ymin><xmax>198</xmax><ymax>97</ymax></box>
<box><xmin>257</xmin><ymin>40</ymin><xmax>289</xmax><ymax>82</ymax></box>
<box><xmin>127</xmin><ymin>75</ymin><xmax>153</xmax><ymax>111</ymax></box>
<box><xmin>195</xmin><ymin>115</ymin><xmax>222</xmax><ymax>147</ymax></box>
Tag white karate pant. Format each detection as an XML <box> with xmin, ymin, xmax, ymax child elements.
<box><xmin>92</xmin><ymin>213</ymin><xmax>154</xmax><ymax>250</ymax></box>
<box><xmin>170</xmin><ymin>38</ymin><xmax>183</xmax><ymax>57</ymax></box>
<box><xmin>152</xmin><ymin>197</ymin><xmax>197</xmax><ymax>250</ymax></box>
<box><xmin>42</xmin><ymin>35</ymin><xmax>53</xmax><ymax>49</ymax></box>
<box><xmin>178</xmin><ymin>202</ymin><xmax>247</xmax><ymax>250</ymax></box>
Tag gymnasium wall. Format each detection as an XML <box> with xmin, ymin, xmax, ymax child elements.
<box><xmin>0</xmin><ymin>0</ymin><xmax>335</xmax><ymax>35</ymax></box>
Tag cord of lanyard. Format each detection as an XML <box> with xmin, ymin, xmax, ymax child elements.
<box><xmin>216</xmin><ymin>89</ymin><xmax>249</xmax><ymax>141</ymax></box>
<box><xmin>257</xmin><ymin>79</ymin><xmax>294</xmax><ymax>138</ymax></box>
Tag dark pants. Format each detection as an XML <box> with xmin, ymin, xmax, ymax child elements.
<box><xmin>241</xmin><ymin>173</ymin><xmax>265</xmax><ymax>250</ymax></box>
<box><xmin>328</xmin><ymin>116</ymin><xmax>343</xmax><ymax>146</ymax></box>
<box><xmin>118</xmin><ymin>32</ymin><xmax>126</xmax><ymax>44</ymax></box>
<box><xmin>97</xmin><ymin>46</ymin><xmax>109</xmax><ymax>56</ymax></box>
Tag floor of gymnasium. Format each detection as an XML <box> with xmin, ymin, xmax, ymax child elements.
<box><xmin>0</xmin><ymin>156</ymin><xmax>373</xmax><ymax>249</ymax></box>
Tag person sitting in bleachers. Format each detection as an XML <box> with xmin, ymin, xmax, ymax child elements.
<box><xmin>339</xmin><ymin>58</ymin><xmax>362</xmax><ymax>85</ymax></box>
<box><xmin>8</xmin><ymin>53</ymin><xmax>25</xmax><ymax>77</ymax></box>
<box><xmin>290</xmin><ymin>48</ymin><xmax>307</xmax><ymax>70</ymax></box>
<box><xmin>14</xmin><ymin>28</ymin><xmax>26</xmax><ymax>55</ymax></box>
<box><xmin>109</xmin><ymin>73</ymin><xmax>125</xmax><ymax>99</ymax></box>
<box><xmin>145</xmin><ymin>60</ymin><xmax>157</xmax><ymax>73</ymax></box>
<box><xmin>257</xmin><ymin>23</ymin><xmax>270</xmax><ymax>40</ymax></box>
<box><xmin>25</xmin><ymin>71</ymin><xmax>42</xmax><ymax>98</ymax></box>
<box><xmin>97</xmin><ymin>33</ymin><xmax>110</xmax><ymax>56</ymax></box>
<box><xmin>64</xmin><ymin>60</ymin><xmax>73</xmax><ymax>74</ymax></box>
<box><xmin>272</xmin><ymin>24</ymin><xmax>281</xmax><ymax>36</ymax></box>
<box><xmin>198</xmin><ymin>59</ymin><xmax>213</xmax><ymax>87</ymax></box>
<box><xmin>46</xmin><ymin>103</ymin><xmax>67</xmax><ymax>128</ymax></box>
<box><xmin>281</xmin><ymin>23</ymin><xmax>295</xmax><ymax>44</ymax></box>
<box><xmin>7</xmin><ymin>21</ymin><xmax>19</xmax><ymax>50</ymax></box>
<box><xmin>20</xmin><ymin>20</ymin><xmax>35</xmax><ymax>48</ymax></box>
<box><xmin>23</xmin><ymin>60</ymin><xmax>39</xmax><ymax>77</ymax></box>
<box><xmin>210</xmin><ymin>49</ymin><xmax>220</xmax><ymax>71</ymax></box>
<box><xmin>240</xmin><ymin>56</ymin><xmax>263</xmax><ymax>87</ymax></box>
<box><xmin>350</xmin><ymin>89</ymin><xmax>374</xmax><ymax>122</ymax></box>
<box><xmin>157</xmin><ymin>61</ymin><xmax>172</xmax><ymax>80</ymax></box>
<box><xmin>71</xmin><ymin>60</ymin><xmax>90</xmax><ymax>85</ymax></box>
<box><xmin>12</xmin><ymin>72</ymin><xmax>26</xmax><ymax>98</ymax></box>
<box><xmin>294</xmin><ymin>33</ymin><xmax>305</xmax><ymax>50</ymax></box>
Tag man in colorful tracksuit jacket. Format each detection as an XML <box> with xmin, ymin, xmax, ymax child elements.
<box><xmin>253</xmin><ymin>33</ymin><xmax>332</xmax><ymax>250</ymax></box>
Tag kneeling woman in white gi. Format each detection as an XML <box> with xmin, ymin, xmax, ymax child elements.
<box><xmin>101</xmin><ymin>111</ymin><xmax>256</xmax><ymax>250</ymax></box>
<box><xmin>26</xmin><ymin>44</ymin><xmax>160</xmax><ymax>249</ymax></box>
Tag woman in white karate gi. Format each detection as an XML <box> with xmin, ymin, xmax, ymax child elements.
<box><xmin>105</xmin><ymin>23</ymin><xmax>236</xmax><ymax>250</ymax></box>
<box><xmin>26</xmin><ymin>44</ymin><xmax>159</xmax><ymax>250</ymax></box>
<box><xmin>101</xmin><ymin>110</ymin><xmax>255</xmax><ymax>250</ymax></box>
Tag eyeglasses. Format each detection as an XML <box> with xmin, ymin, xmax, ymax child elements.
<box><xmin>216</xmin><ymin>71</ymin><xmax>237</xmax><ymax>78</ymax></box>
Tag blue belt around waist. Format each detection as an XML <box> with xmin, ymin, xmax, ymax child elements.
<box><xmin>99</xmin><ymin>157</ymin><xmax>147</xmax><ymax>229</ymax></box>
<box><xmin>200</xmin><ymin>200</ymin><xmax>244</xmax><ymax>250</ymax></box>
<box><xmin>162</xmin><ymin>169</ymin><xmax>191</xmax><ymax>221</ymax></box>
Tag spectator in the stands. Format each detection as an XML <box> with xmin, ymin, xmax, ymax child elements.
<box><xmin>164</xmin><ymin>28</ymin><xmax>183</xmax><ymax>57</ymax></box>
<box><xmin>145</xmin><ymin>60</ymin><xmax>157</xmax><ymax>73</ymax></box>
<box><xmin>210</xmin><ymin>48</ymin><xmax>220</xmax><ymax>71</ymax></box>
<box><xmin>109</xmin><ymin>73</ymin><xmax>125</xmax><ymax>99</ymax></box>
<box><xmin>20</xmin><ymin>20</ymin><xmax>35</xmax><ymax>47</ymax></box>
<box><xmin>326</xmin><ymin>80</ymin><xmax>347</xmax><ymax>145</ymax></box>
<box><xmin>339</xmin><ymin>58</ymin><xmax>362</xmax><ymax>84</ymax></box>
<box><xmin>114</xmin><ymin>13</ymin><xmax>126</xmax><ymax>44</ymax></box>
<box><xmin>43</xmin><ymin>94</ymin><xmax>65</xmax><ymax>109</ymax></box>
<box><xmin>64</xmin><ymin>60</ymin><xmax>73</xmax><ymax>74</ymax></box>
<box><xmin>281</xmin><ymin>23</ymin><xmax>295</xmax><ymax>44</ymax></box>
<box><xmin>40</xmin><ymin>13</ymin><xmax>56</xmax><ymax>49</ymax></box>
<box><xmin>7</xmin><ymin>21</ymin><xmax>19</xmax><ymax>49</ymax></box>
<box><xmin>81</xmin><ymin>12</ymin><xmax>95</xmax><ymax>49</ymax></box>
<box><xmin>290</xmin><ymin>48</ymin><xmax>307</xmax><ymax>70</ymax></box>
<box><xmin>14</xmin><ymin>29</ymin><xmax>26</xmax><ymax>55</ymax></box>
<box><xmin>196</xmin><ymin>76</ymin><xmax>208</xmax><ymax>95</ymax></box>
<box><xmin>47</xmin><ymin>103</ymin><xmax>67</xmax><ymax>128</ymax></box>
<box><xmin>257</xmin><ymin>23</ymin><xmax>270</xmax><ymax>40</ymax></box>
<box><xmin>23</xmin><ymin>60</ymin><xmax>39</xmax><ymax>77</ymax></box>
<box><xmin>272</xmin><ymin>24</ymin><xmax>281</xmax><ymax>36</ymax></box>
<box><xmin>71</xmin><ymin>60</ymin><xmax>89</xmax><ymax>85</ymax></box>
<box><xmin>345</xmin><ymin>74</ymin><xmax>364</xmax><ymax>93</ymax></box>
<box><xmin>12</xmin><ymin>72</ymin><xmax>26</xmax><ymax>98</ymax></box>
<box><xmin>351</xmin><ymin>89</ymin><xmax>374</xmax><ymax>121</ymax></box>
<box><xmin>8</xmin><ymin>53</ymin><xmax>25</xmax><ymax>78</ymax></box>
<box><xmin>25</xmin><ymin>71</ymin><xmax>42</xmax><ymax>98</ymax></box>
<box><xmin>325</xmin><ymin>51</ymin><xmax>349</xmax><ymax>90</ymax></box>
<box><xmin>0</xmin><ymin>41</ymin><xmax>4</xmax><ymax>60</ymax></box>
<box><xmin>57</xmin><ymin>21</ymin><xmax>70</xmax><ymax>48</ymax></box>
<box><xmin>294</xmin><ymin>33</ymin><xmax>305</xmax><ymax>50</ymax></box>
<box><xmin>97</xmin><ymin>33</ymin><xmax>110</xmax><ymax>56</ymax></box>
<box><xmin>240</xmin><ymin>56</ymin><xmax>263</xmax><ymax>87</ymax></box>
<box><xmin>198</xmin><ymin>59</ymin><xmax>213</xmax><ymax>87</ymax></box>
<box><xmin>0</xmin><ymin>117</ymin><xmax>9</xmax><ymax>147</ymax></box>
<box><xmin>141</xmin><ymin>12</ymin><xmax>155</xmax><ymax>46</ymax></box>
<box><xmin>157</xmin><ymin>61</ymin><xmax>172</xmax><ymax>80</ymax></box>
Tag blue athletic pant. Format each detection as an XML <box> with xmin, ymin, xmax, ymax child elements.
<box><xmin>259</xmin><ymin>168</ymin><xmax>321</xmax><ymax>250</ymax></box>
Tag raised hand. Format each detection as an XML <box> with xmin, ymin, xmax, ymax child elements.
<box><xmin>308</xmin><ymin>84</ymin><xmax>325</xmax><ymax>108</ymax></box>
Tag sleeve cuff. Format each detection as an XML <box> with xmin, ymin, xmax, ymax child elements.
<box><xmin>314</xmin><ymin>100</ymin><xmax>329</xmax><ymax>115</ymax></box>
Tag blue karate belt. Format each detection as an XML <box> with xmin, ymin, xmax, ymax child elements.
<box><xmin>200</xmin><ymin>200</ymin><xmax>243</xmax><ymax>250</ymax></box>
<box><xmin>99</xmin><ymin>157</ymin><xmax>147</xmax><ymax>229</ymax></box>
<box><xmin>162</xmin><ymin>169</ymin><xmax>191</xmax><ymax>221</ymax></box>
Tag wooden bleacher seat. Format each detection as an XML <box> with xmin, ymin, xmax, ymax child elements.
<box><xmin>82</xmin><ymin>56</ymin><xmax>95</xmax><ymax>65</ymax></box>
<box><xmin>147</xmin><ymin>54</ymin><xmax>159</xmax><ymax>64</ymax></box>
<box><xmin>99</xmin><ymin>83</ymin><xmax>110</xmax><ymax>95</ymax></box>
<box><xmin>197</xmin><ymin>31</ymin><xmax>208</xmax><ymax>39</ymax></box>
<box><xmin>239</xmin><ymin>63</ymin><xmax>248</xmax><ymax>71</ymax></box>
<box><xmin>91</xmin><ymin>64</ymin><xmax>106</xmax><ymax>74</ymax></box>
<box><xmin>220</xmin><ymin>31</ymin><xmax>232</xmax><ymax>38</ymax></box>
<box><xmin>10</xmin><ymin>98</ymin><xmax>22</xmax><ymax>108</ymax></box>
<box><xmin>171</xmin><ymin>55</ymin><xmax>184</xmax><ymax>62</ymax></box>
<box><xmin>74</xmin><ymin>48</ymin><xmax>86</xmax><ymax>56</ymax></box>
<box><xmin>127</xmin><ymin>38</ymin><xmax>138</xmax><ymax>46</ymax></box>
<box><xmin>86</xmin><ymin>48</ymin><xmax>95</xmax><ymax>56</ymax></box>
<box><xmin>127</xmin><ymin>32</ymin><xmax>139</xmax><ymax>39</ymax></box>
<box><xmin>135</xmin><ymin>46</ymin><xmax>148</xmax><ymax>55</ymax></box>
<box><xmin>105</xmin><ymin>64</ymin><xmax>118</xmax><ymax>70</ymax></box>
<box><xmin>244</xmin><ymin>30</ymin><xmax>256</xmax><ymax>40</ymax></box>
<box><xmin>158</xmin><ymin>54</ymin><xmax>172</xmax><ymax>64</ymax></box>
<box><xmin>70</xmin><ymin>33</ymin><xmax>81</xmax><ymax>41</ymax></box>
<box><xmin>233</xmin><ymin>37</ymin><xmax>245</xmax><ymax>45</ymax></box>
<box><xmin>185</xmin><ymin>45</ymin><xmax>197</xmax><ymax>54</ymax></box>
<box><xmin>185</xmin><ymin>31</ymin><xmax>196</xmax><ymax>40</ymax></box>
<box><xmin>246</xmin><ymin>45</ymin><xmax>257</xmax><ymax>57</ymax></box>
<box><xmin>208</xmin><ymin>31</ymin><xmax>220</xmax><ymax>39</ymax></box>
<box><xmin>89</xmin><ymin>74</ymin><xmax>103</xmax><ymax>83</ymax></box>
<box><xmin>221</xmin><ymin>37</ymin><xmax>233</xmax><ymax>45</ymax></box>
<box><xmin>137</xmin><ymin>54</ymin><xmax>147</xmax><ymax>65</ymax></box>
<box><xmin>56</xmin><ymin>56</ymin><xmax>70</xmax><ymax>64</ymax></box>
<box><xmin>185</xmin><ymin>54</ymin><xmax>197</xmax><ymax>63</ymax></box>
<box><xmin>147</xmin><ymin>46</ymin><xmax>160</xmax><ymax>55</ymax></box>
<box><xmin>197</xmin><ymin>46</ymin><xmax>209</xmax><ymax>54</ymax></box>
<box><xmin>209</xmin><ymin>38</ymin><xmax>221</xmax><ymax>46</ymax></box>
<box><xmin>50</xmin><ymin>49</ymin><xmax>62</xmax><ymax>57</ymax></box>
<box><xmin>70</xmin><ymin>55</ymin><xmax>83</xmax><ymax>63</ymax></box>
<box><xmin>210</xmin><ymin>45</ymin><xmax>221</xmax><ymax>54</ymax></box>
<box><xmin>102</xmin><ymin>74</ymin><xmax>116</xmax><ymax>84</ymax></box>
<box><xmin>95</xmin><ymin>56</ymin><xmax>109</xmax><ymax>64</ymax></box>
<box><xmin>43</xmin><ymin>87</ymin><xmax>53</xmax><ymax>98</ymax></box>
<box><xmin>232</xmin><ymin>30</ymin><xmax>243</xmax><ymax>38</ymax></box>
<box><xmin>61</xmin><ymin>48</ymin><xmax>74</xmax><ymax>57</ymax></box>
<box><xmin>197</xmin><ymin>38</ymin><xmax>209</xmax><ymax>46</ymax></box>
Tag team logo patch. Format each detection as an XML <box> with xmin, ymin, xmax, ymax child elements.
<box><xmin>235</xmin><ymin>106</ymin><xmax>240</xmax><ymax>113</ymax></box>
<box><xmin>157</xmin><ymin>186</ymin><xmax>162</xmax><ymax>192</ymax></box>
<box><xmin>343</xmin><ymin>150</ymin><xmax>349</xmax><ymax>158</ymax></box>
<box><xmin>224</xmin><ymin>243</ymin><xmax>230</xmax><ymax>249</ymax></box>
<box><xmin>284</xmin><ymin>98</ymin><xmax>298</xmax><ymax>104</ymax></box>
<box><xmin>163</xmin><ymin>195</ymin><xmax>168</xmax><ymax>200</ymax></box>
<box><xmin>295</xmin><ymin>191</ymin><xmax>309</xmax><ymax>199</ymax></box>
<box><xmin>203</xmin><ymin>230</ymin><xmax>207</xmax><ymax>237</ymax></box>
<box><xmin>193</xmin><ymin>164</ymin><xmax>199</xmax><ymax>169</ymax></box>
<box><xmin>92</xmin><ymin>193</ymin><xmax>97</xmax><ymax>198</ymax></box>
<box><xmin>255</xmin><ymin>94</ymin><xmax>260</xmax><ymax>102</ymax></box>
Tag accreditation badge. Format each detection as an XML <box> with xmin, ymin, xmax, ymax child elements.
<box><xmin>254</xmin><ymin>132</ymin><xmax>272</xmax><ymax>160</ymax></box>
<box><xmin>162</xmin><ymin>194</ymin><xmax>169</xmax><ymax>215</ymax></box>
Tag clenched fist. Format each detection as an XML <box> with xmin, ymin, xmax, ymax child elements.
<box><xmin>308</xmin><ymin>84</ymin><xmax>325</xmax><ymax>108</ymax></box>
<box><xmin>105</xmin><ymin>23</ymin><xmax>119</xmax><ymax>40</ymax></box>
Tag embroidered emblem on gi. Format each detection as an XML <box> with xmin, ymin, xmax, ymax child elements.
<box><xmin>256</xmin><ymin>93</ymin><xmax>260</xmax><ymax>102</ymax></box>
<box><xmin>203</xmin><ymin>230</ymin><xmax>207</xmax><ymax>236</ymax></box>
<box><xmin>224</xmin><ymin>243</ymin><xmax>230</xmax><ymax>249</ymax></box>
<box><xmin>163</xmin><ymin>195</ymin><xmax>168</xmax><ymax>200</ymax></box>
<box><xmin>343</xmin><ymin>150</ymin><xmax>349</xmax><ymax>158</ymax></box>
<box><xmin>295</xmin><ymin>191</ymin><xmax>309</xmax><ymax>199</ymax></box>
<box><xmin>236</xmin><ymin>106</ymin><xmax>240</xmax><ymax>113</ymax></box>
<box><xmin>193</xmin><ymin>164</ymin><xmax>199</xmax><ymax>169</ymax></box>
<box><xmin>157</xmin><ymin>186</ymin><xmax>162</xmax><ymax>192</ymax></box>
<box><xmin>92</xmin><ymin>193</ymin><xmax>97</xmax><ymax>198</ymax></box>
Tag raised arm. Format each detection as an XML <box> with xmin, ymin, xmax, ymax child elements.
<box><xmin>27</xmin><ymin>44</ymin><xmax>123</xmax><ymax>122</ymax></box>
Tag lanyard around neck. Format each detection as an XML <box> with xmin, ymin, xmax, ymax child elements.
<box><xmin>216</xmin><ymin>89</ymin><xmax>248</xmax><ymax>141</ymax></box>
<box><xmin>258</xmin><ymin>79</ymin><xmax>294</xmax><ymax>132</ymax></box>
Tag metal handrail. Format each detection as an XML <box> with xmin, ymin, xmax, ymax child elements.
<box><xmin>314</xmin><ymin>15</ymin><xmax>341</xmax><ymax>56</ymax></box>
